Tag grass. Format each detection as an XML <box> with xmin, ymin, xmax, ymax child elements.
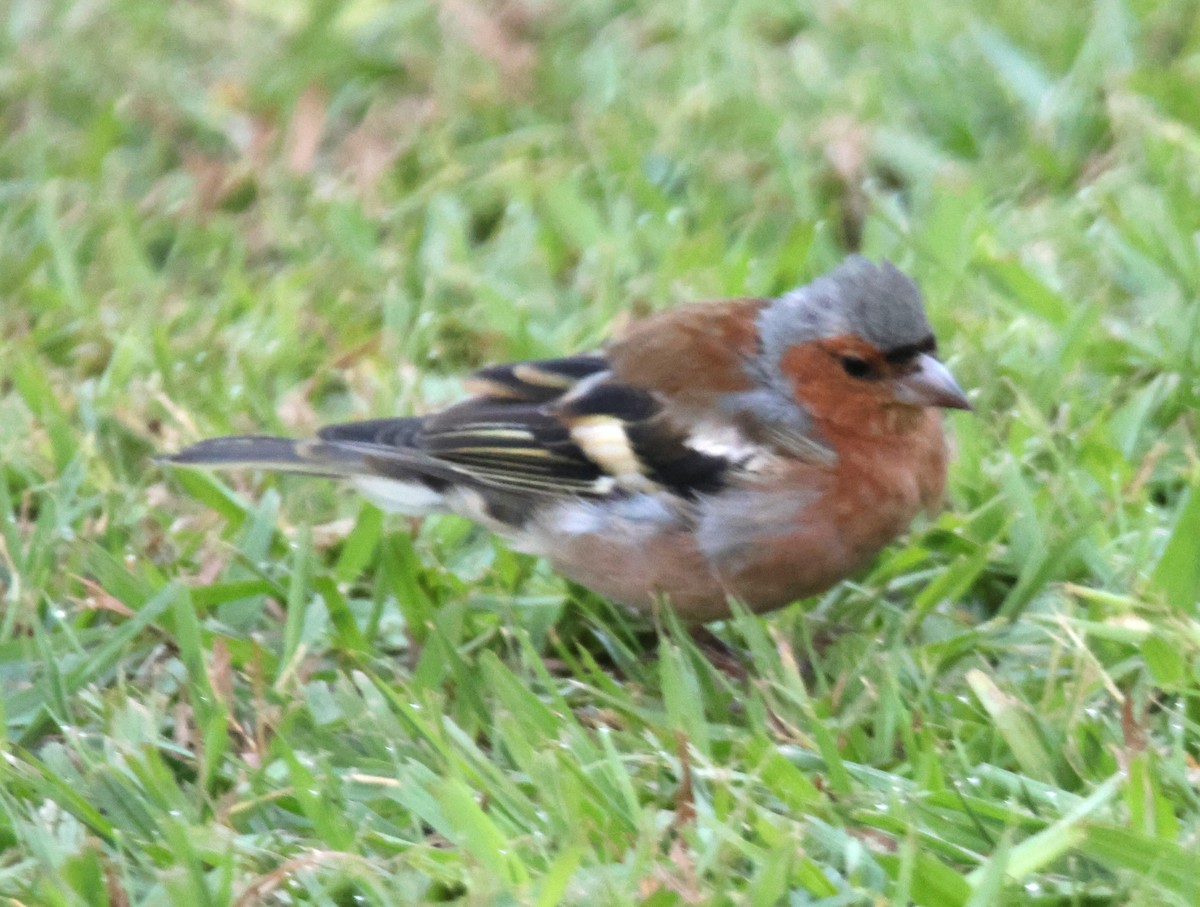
<box><xmin>2</xmin><ymin>0</ymin><xmax>1200</xmax><ymax>903</ymax></box>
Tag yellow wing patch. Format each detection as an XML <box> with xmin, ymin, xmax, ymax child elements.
<box><xmin>568</xmin><ymin>415</ymin><xmax>659</xmax><ymax>492</ymax></box>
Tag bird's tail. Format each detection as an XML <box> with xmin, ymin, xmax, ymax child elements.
<box><xmin>160</xmin><ymin>422</ymin><xmax>455</xmax><ymax>516</ymax></box>
<box><xmin>160</xmin><ymin>435</ymin><xmax>366</xmax><ymax>477</ymax></box>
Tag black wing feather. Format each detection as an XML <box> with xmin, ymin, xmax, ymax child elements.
<box><xmin>467</xmin><ymin>355</ymin><xmax>609</xmax><ymax>402</ymax></box>
<box><xmin>422</xmin><ymin>398</ymin><xmax>606</xmax><ymax>491</ymax></box>
<box><xmin>323</xmin><ymin>355</ymin><xmax>735</xmax><ymax>500</ymax></box>
<box><xmin>169</xmin><ymin>355</ymin><xmax>739</xmax><ymax>509</ymax></box>
<box><xmin>553</xmin><ymin>379</ymin><xmax>732</xmax><ymax>497</ymax></box>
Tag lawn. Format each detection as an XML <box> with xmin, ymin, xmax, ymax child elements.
<box><xmin>2</xmin><ymin>0</ymin><xmax>1199</xmax><ymax>903</ymax></box>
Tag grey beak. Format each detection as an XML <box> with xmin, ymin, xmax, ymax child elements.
<box><xmin>894</xmin><ymin>354</ymin><xmax>971</xmax><ymax>410</ymax></box>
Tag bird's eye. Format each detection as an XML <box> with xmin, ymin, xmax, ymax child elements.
<box><xmin>839</xmin><ymin>356</ymin><xmax>874</xmax><ymax>379</ymax></box>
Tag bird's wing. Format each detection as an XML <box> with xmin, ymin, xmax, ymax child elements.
<box><xmin>463</xmin><ymin>355</ymin><xmax>609</xmax><ymax>402</ymax></box>
<box><xmin>169</xmin><ymin>314</ymin><xmax>777</xmax><ymax>513</ymax></box>
<box><xmin>337</xmin><ymin>397</ymin><xmax>610</xmax><ymax>497</ymax></box>
<box><xmin>334</xmin><ymin>354</ymin><xmax>737</xmax><ymax>502</ymax></box>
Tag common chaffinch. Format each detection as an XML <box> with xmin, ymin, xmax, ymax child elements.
<box><xmin>166</xmin><ymin>256</ymin><xmax>969</xmax><ymax>622</ymax></box>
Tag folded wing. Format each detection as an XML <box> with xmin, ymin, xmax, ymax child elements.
<box><xmin>164</xmin><ymin>353</ymin><xmax>742</xmax><ymax>526</ymax></box>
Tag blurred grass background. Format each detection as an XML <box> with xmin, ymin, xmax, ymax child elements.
<box><xmin>3</xmin><ymin>0</ymin><xmax>1200</xmax><ymax>903</ymax></box>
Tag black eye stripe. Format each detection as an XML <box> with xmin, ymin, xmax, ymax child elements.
<box><xmin>883</xmin><ymin>335</ymin><xmax>937</xmax><ymax>364</ymax></box>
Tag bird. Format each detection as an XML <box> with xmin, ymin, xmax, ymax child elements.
<box><xmin>164</xmin><ymin>256</ymin><xmax>970</xmax><ymax>622</ymax></box>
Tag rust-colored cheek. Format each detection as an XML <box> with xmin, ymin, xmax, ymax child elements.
<box><xmin>778</xmin><ymin>343</ymin><xmax>851</xmax><ymax>419</ymax></box>
<box><xmin>778</xmin><ymin>340</ymin><xmax>889</xmax><ymax>429</ymax></box>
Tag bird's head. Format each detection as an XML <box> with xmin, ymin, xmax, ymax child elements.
<box><xmin>752</xmin><ymin>257</ymin><xmax>970</xmax><ymax>434</ymax></box>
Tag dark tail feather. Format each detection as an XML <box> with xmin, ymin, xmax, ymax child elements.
<box><xmin>161</xmin><ymin>432</ymin><xmax>461</xmax><ymax>515</ymax></box>
<box><xmin>317</xmin><ymin>417</ymin><xmax>424</xmax><ymax>447</ymax></box>
<box><xmin>159</xmin><ymin>435</ymin><xmax>366</xmax><ymax>477</ymax></box>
